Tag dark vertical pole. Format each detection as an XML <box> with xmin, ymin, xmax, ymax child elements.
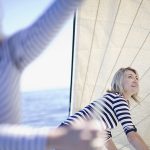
<box><xmin>68</xmin><ymin>13</ymin><xmax>76</xmax><ymax>116</ymax></box>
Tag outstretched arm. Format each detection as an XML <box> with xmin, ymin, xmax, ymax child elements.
<box><xmin>127</xmin><ymin>131</ymin><xmax>149</xmax><ymax>150</ymax></box>
<box><xmin>0</xmin><ymin>121</ymin><xmax>105</xmax><ymax>150</ymax></box>
<box><xmin>6</xmin><ymin>0</ymin><xmax>84</xmax><ymax>70</ymax></box>
<box><xmin>113</xmin><ymin>97</ymin><xmax>148</xmax><ymax>150</ymax></box>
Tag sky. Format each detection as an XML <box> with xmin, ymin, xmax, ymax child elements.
<box><xmin>2</xmin><ymin>0</ymin><xmax>74</xmax><ymax>91</ymax></box>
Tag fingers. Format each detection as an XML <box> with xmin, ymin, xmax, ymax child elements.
<box><xmin>72</xmin><ymin>119</ymin><xmax>104</xmax><ymax>131</ymax></box>
<box><xmin>57</xmin><ymin>119</ymin><xmax>106</xmax><ymax>150</ymax></box>
<box><xmin>72</xmin><ymin>119</ymin><xmax>105</xmax><ymax>139</ymax></box>
<box><xmin>73</xmin><ymin>120</ymin><xmax>106</xmax><ymax>150</ymax></box>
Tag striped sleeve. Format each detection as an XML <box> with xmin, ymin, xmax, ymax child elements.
<box><xmin>59</xmin><ymin>100</ymin><xmax>110</xmax><ymax>131</ymax></box>
<box><xmin>7</xmin><ymin>0</ymin><xmax>83</xmax><ymax>70</ymax></box>
<box><xmin>0</xmin><ymin>125</ymin><xmax>50</xmax><ymax>150</ymax></box>
<box><xmin>59</xmin><ymin>94</ymin><xmax>117</xmax><ymax>128</ymax></box>
<box><xmin>59</xmin><ymin>107</ymin><xmax>95</xmax><ymax>127</ymax></box>
<box><xmin>113</xmin><ymin>97</ymin><xmax>137</xmax><ymax>135</ymax></box>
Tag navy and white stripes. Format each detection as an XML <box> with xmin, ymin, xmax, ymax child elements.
<box><xmin>60</xmin><ymin>93</ymin><xmax>137</xmax><ymax>139</ymax></box>
<box><xmin>0</xmin><ymin>0</ymin><xmax>83</xmax><ymax>124</ymax></box>
<box><xmin>0</xmin><ymin>0</ymin><xmax>83</xmax><ymax>149</ymax></box>
<box><xmin>0</xmin><ymin>125</ymin><xmax>50</xmax><ymax>150</ymax></box>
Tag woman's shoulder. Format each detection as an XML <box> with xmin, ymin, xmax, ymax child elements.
<box><xmin>104</xmin><ymin>92</ymin><xmax>129</xmax><ymax>107</ymax></box>
<box><xmin>95</xmin><ymin>92</ymin><xmax>124</xmax><ymax>104</ymax></box>
<box><xmin>104</xmin><ymin>92</ymin><xmax>122</xmax><ymax>98</ymax></box>
<box><xmin>103</xmin><ymin>92</ymin><xmax>125</xmax><ymax>102</ymax></box>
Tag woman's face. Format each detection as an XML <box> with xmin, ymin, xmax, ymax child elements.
<box><xmin>122</xmin><ymin>70</ymin><xmax>139</xmax><ymax>97</ymax></box>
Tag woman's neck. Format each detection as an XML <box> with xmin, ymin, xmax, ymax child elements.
<box><xmin>123</xmin><ymin>92</ymin><xmax>131</xmax><ymax>101</ymax></box>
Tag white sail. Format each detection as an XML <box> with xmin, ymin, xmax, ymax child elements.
<box><xmin>71</xmin><ymin>0</ymin><xmax>150</xmax><ymax>149</ymax></box>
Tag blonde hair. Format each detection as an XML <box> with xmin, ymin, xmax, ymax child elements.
<box><xmin>108</xmin><ymin>67</ymin><xmax>139</xmax><ymax>102</ymax></box>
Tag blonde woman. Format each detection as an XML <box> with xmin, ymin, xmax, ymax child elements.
<box><xmin>60</xmin><ymin>67</ymin><xmax>149</xmax><ymax>150</ymax></box>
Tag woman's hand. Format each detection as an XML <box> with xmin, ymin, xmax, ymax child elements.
<box><xmin>48</xmin><ymin>120</ymin><xmax>105</xmax><ymax>150</ymax></box>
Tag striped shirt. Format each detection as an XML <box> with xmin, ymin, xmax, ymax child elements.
<box><xmin>0</xmin><ymin>0</ymin><xmax>83</xmax><ymax>149</ymax></box>
<box><xmin>0</xmin><ymin>125</ymin><xmax>50</xmax><ymax>150</ymax></box>
<box><xmin>60</xmin><ymin>92</ymin><xmax>137</xmax><ymax>139</ymax></box>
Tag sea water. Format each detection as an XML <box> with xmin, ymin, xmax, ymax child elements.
<box><xmin>21</xmin><ymin>89</ymin><xmax>69</xmax><ymax>128</ymax></box>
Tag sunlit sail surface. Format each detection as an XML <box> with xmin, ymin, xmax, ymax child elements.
<box><xmin>71</xmin><ymin>0</ymin><xmax>150</xmax><ymax>149</ymax></box>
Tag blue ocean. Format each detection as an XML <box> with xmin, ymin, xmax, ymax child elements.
<box><xmin>21</xmin><ymin>89</ymin><xmax>70</xmax><ymax>128</ymax></box>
